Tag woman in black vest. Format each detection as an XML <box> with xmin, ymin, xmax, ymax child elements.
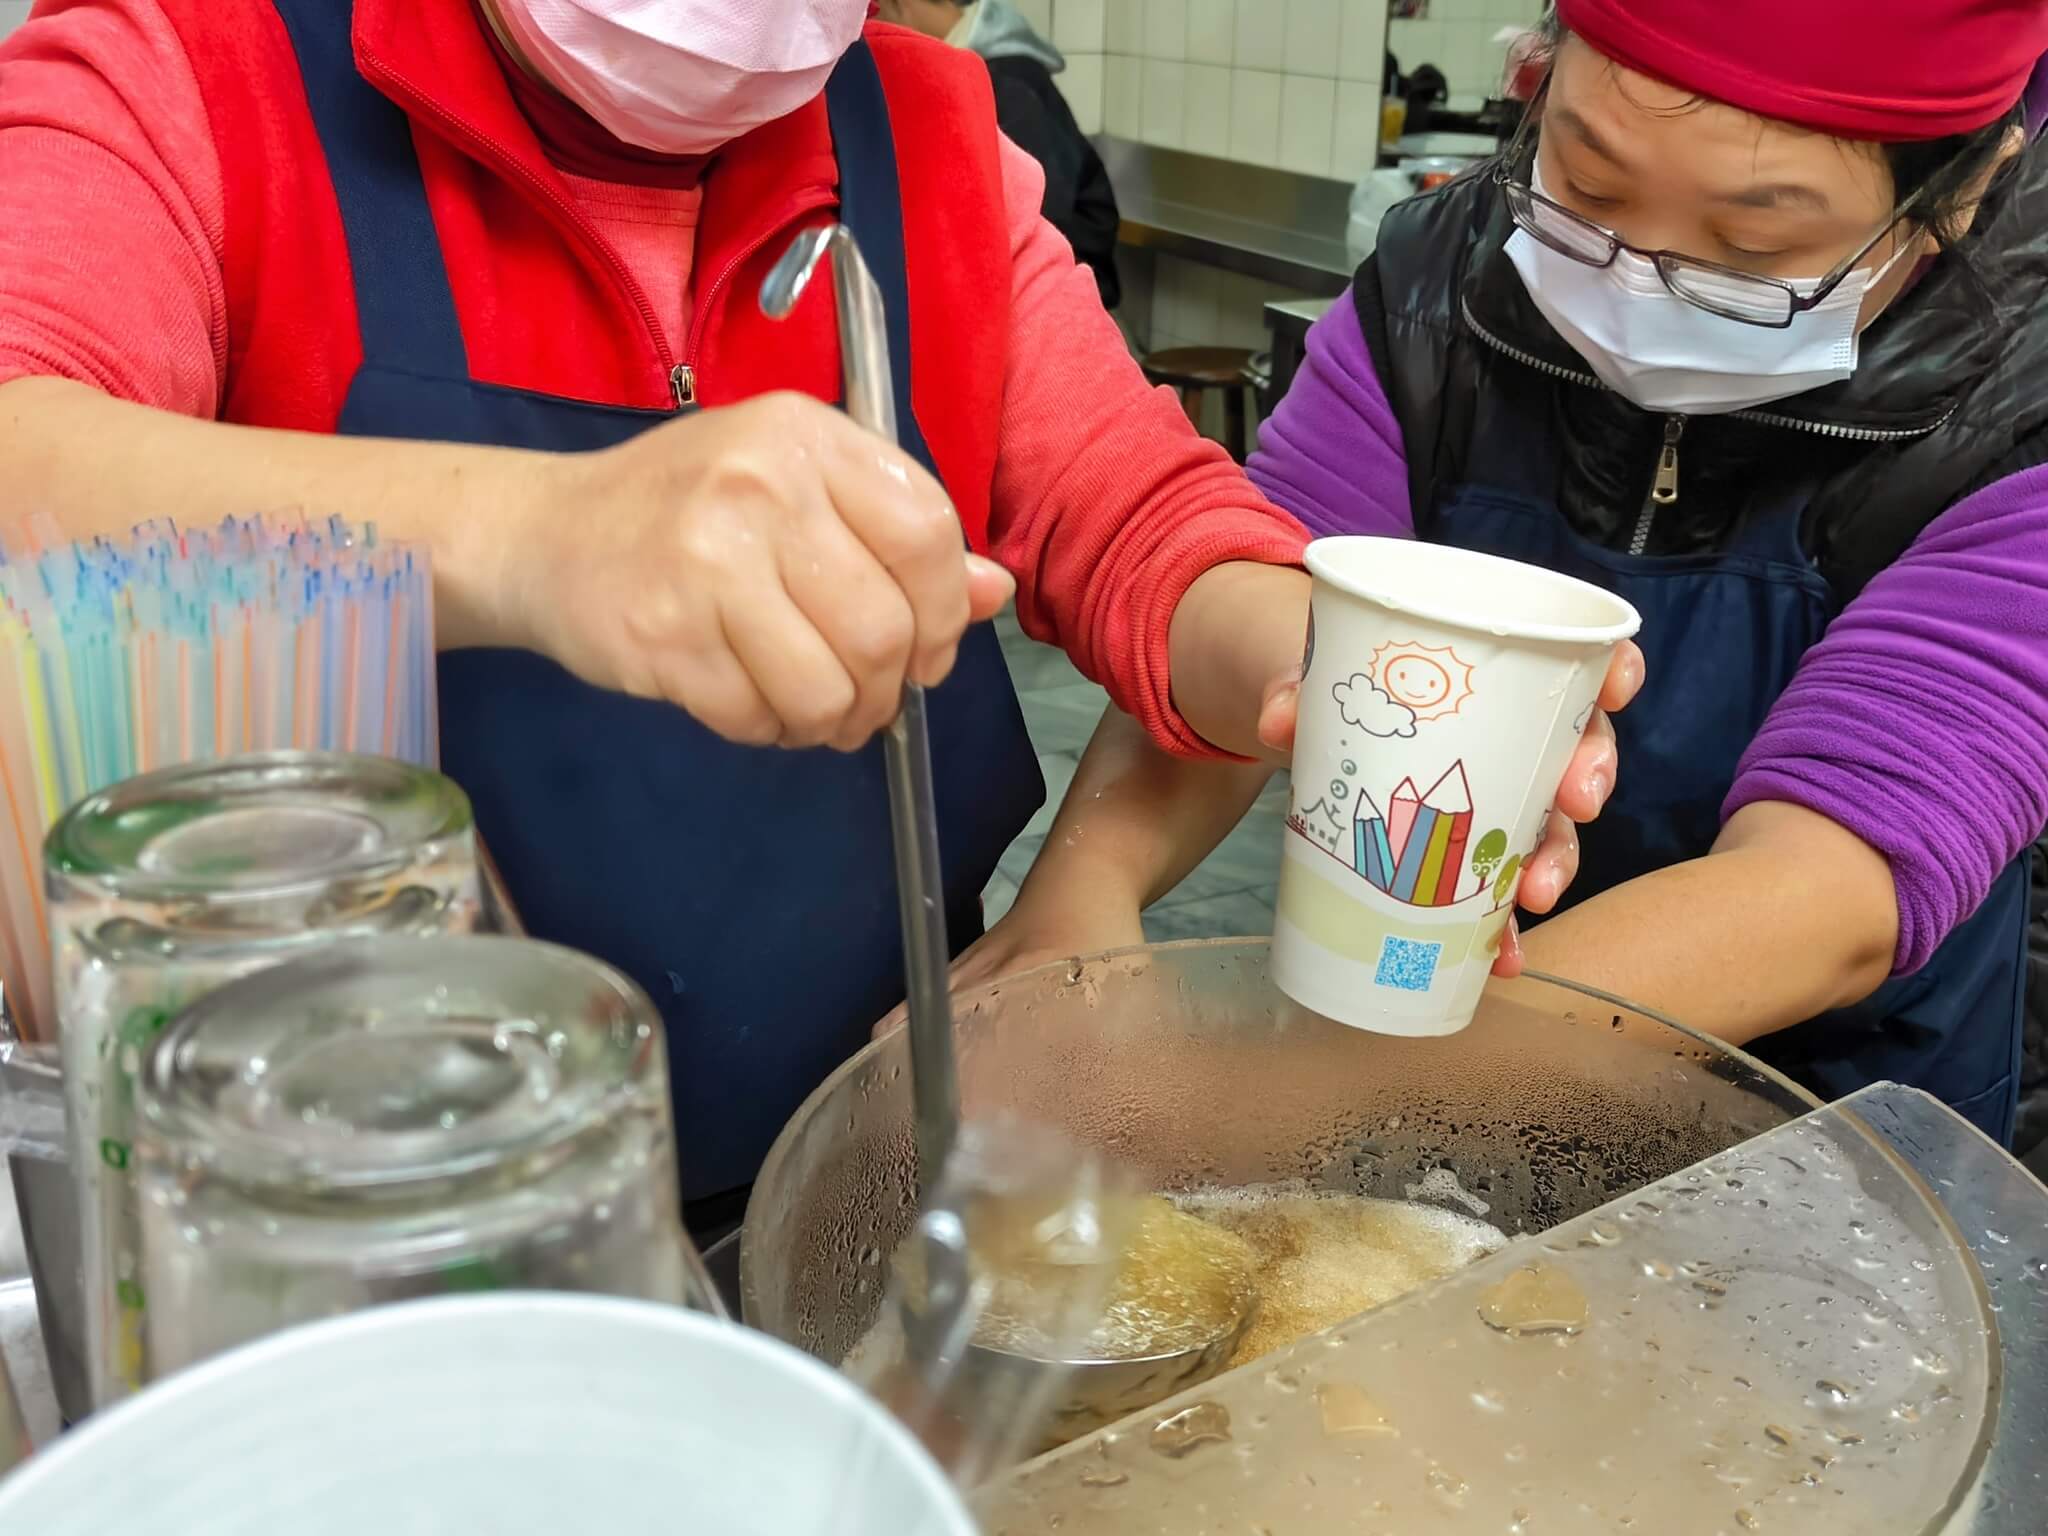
<box><xmin>978</xmin><ymin>0</ymin><xmax>2048</xmax><ymax>1156</ymax></box>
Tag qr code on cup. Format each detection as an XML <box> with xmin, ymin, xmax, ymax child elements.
<box><xmin>1373</xmin><ymin>935</ymin><xmax>1442</xmax><ymax>993</ymax></box>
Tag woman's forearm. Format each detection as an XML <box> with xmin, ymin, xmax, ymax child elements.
<box><xmin>1167</xmin><ymin>561</ymin><xmax>1312</xmax><ymax>761</ymax></box>
<box><xmin>0</xmin><ymin>376</ymin><xmax>548</xmax><ymax>650</ymax></box>
<box><xmin>1014</xmin><ymin>705</ymin><xmax>1274</xmax><ymax>914</ymax></box>
<box><xmin>1517</xmin><ymin>801</ymin><xmax>1899</xmax><ymax>1045</ymax></box>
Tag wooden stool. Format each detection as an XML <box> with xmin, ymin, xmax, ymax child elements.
<box><xmin>1141</xmin><ymin>345</ymin><xmax>1256</xmax><ymax>462</ymax></box>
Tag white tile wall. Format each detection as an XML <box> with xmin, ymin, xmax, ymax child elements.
<box><xmin>1074</xmin><ymin>0</ymin><xmax>1392</xmax><ymax>177</ymax></box>
<box><xmin>1014</xmin><ymin>0</ymin><xmax>1057</xmax><ymax>36</ymax></box>
<box><xmin>1182</xmin><ymin>62</ymin><xmax>1233</xmax><ymax>158</ymax></box>
<box><xmin>1140</xmin><ymin>56</ymin><xmax>1187</xmax><ymax>146</ymax></box>
<box><xmin>1143</xmin><ymin>0</ymin><xmax>1188</xmax><ymax>60</ymax></box>
<box><xmin>1232</xmin><ymin>0</ymin><xmax>1286</xmax><ymax>73</ymax></box>
<box><xmin>1278</xmin><ymin>75</ymin><xmax>1336</xmax><ymax>175</ymax></box>
<box><xmin>1227</xmin><ymin>66</ymin><xmax>1282</xmax><ymax>165</ymax></box>
<box><xmin>1058</xmin><ymin>51</ymin><xmax>1106</xmax><ymax>134</ymax></box>
<box><xmin>1104</xmin><ymin>51</ymin><xmax>1143</xmax><ymax>138</ymax></box>
<box><xmin>1338</xmin><ymin>1</ymin><xmax>1387</xmax><ymax>83</ymax></box>
<box><xmin>1107</xmin><ymin>0</ymin><xmax>1147</xmax><ymax>53</ymax></box>
<box><xmin>1041</xmin><ymin>3</ymin><xmax>1365</xmax><ymax>381</ymax></box>
<box><xmin>1147</xmin><ymin>254</ymin><xmax>1316</xmax><ymax>359</ymax></box>
<box><xmin>1389</xmin><ymin>0</ymin><xmax>1540</xmax><ymax>102</ymax></box>
<box><xmin>1282</xmin><ymin>0</ymin><xmax>1343</xmax><ymax>78</ymax></box>
<box><xmin>1333</xmin><ymin>78</ymin><xmax>1383</xmax><ymax>181</ymax></box>
<box><xmin>1186</xmin><ymin>0</ymin><xmax>1235</xmax><ymax>66</ymax></box>
<box><xmin>1053</xmin><ymin>0</ymin><xmax>1108</xmax><ymax>52</ymax></box>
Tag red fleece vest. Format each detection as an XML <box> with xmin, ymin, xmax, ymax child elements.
<box><xmin>151</xmin><ymin>3</ymin><xmax>1011</xmax><ymax>548</ymax></box>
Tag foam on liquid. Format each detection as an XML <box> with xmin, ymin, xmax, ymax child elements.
<box><xmin>1172</xmin><ymin>1183</ymin><xmax>1506</xmax><ymax>1369</ymax></box>
<box><xmin>856</xmin><ymin>1182</ymin><xmax>1507</xmax><ymax>1382</ymax></box>
<box><xmin>1002</xmin><ymin>1195</ymin><xmax>1260</xmax><ymax>1361</ymax></box>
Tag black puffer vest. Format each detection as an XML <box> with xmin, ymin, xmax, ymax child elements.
<box><xmin>1353</xmin><ymin>142</ymin><xmax>2048</xmax><ymax>1153</ymax></box>
<box><xmin>1358</xmin><ymin>143</ymin><xmax>2048</xmax><ymax>598</ymax></box>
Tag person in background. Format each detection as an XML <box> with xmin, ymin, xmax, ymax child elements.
<box><xmin>878</xmin><ymin>0</ymin><xmax>1121</xmax><ymax>308</ymax></box>
<box><xmin>1023</xmin><ymin>0</ymin><xmax>2047</xmax><ymax>1152</ymax></box>
<box><xmin>0</xmin><ymin>0</ymin><xmax>1632</xmax><ymax>1236</ymax></box>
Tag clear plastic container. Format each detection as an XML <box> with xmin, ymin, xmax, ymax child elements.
<box><xmin>975</xmin><ymin>1086</ymin><xmax>1999</xmax><ymax>1534</ymax></box>
<box><xmin>48</xmin><ymin>752</ymin><xmax>481</xmax><ymax>1405</ymax></box>
<box><xmin>133</xmin><ymin>935</ymin><xmax>714</xmax><ymax>1382</ymax></box>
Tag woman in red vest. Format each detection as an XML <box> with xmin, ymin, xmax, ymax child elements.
<box><xmin>0</xmin><ymin>0</ymin><xmax>1628</xmax><ymax>1227</ymax></box>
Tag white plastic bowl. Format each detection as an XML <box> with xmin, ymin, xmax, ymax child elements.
<box><xmin>0</xmin><ymin>1293</ymin><xmax>972</xmax><ymax>1535</ymax></box>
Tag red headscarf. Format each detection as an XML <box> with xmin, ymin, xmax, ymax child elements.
<box><xmin>1557</xmin><ymin>0</ymin><xmax>2048</xmax><ymax>140</ymax></box>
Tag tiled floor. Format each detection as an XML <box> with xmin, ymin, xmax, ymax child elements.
<box><xmin>989</xmin><ymin>611</ymin><xmax>1287</xmax><ymax>943</ymax></box>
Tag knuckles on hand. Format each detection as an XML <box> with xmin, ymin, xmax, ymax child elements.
<box><xmin>529</xmin><ymin>392</ymin><xmax>974</xmax><ymax>753</ymax></box>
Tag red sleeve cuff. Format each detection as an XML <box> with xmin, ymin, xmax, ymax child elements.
<box><xmin>1119</xmin><ymin>517</ymin><xmax>1310</xmax><ymax>761</ymax></box>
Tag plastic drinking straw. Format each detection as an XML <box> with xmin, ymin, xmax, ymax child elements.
<box><xmin>0</xmin><ymin>629</ymin><xmax>54</xmax><ymax>1041</ymax></box>
<box><xmin>342</xmin><ymin>588</ymin><xmax>362</xmax><ymax>754</ymax></box>
<box><xmin>178</xmin><ymin>631</ymin><xmax>195</xmax><ymax>768</ymax></box>
<box><xmin>293</xmin><ymin>597</ymin><xmax>314</xmax><ymax>752</ymax></box>
<box><xmin>418</xmin><ymin>557</ymin><xmax>438</xmax><ymax>767</ymax></box>
<box><xmin>43</xmin><ymin>612</ymin><xmax>88</xmax><ymax>814</ymax></box>
<box><xmin>0</xmin><ymin>512</ymin><xmax>439</xmax><ymax>1043</ymax></box>
<box><xmin>237</xmin><ymin>601</ymin><xmax>253</xmax><ymax>755</ymax></box>
<box><xmin>18</xmin><ymin>630</ymin><xmax>64</xmax><ymax>831</ymax></box>
<box><xmin>0</xmin><ymin>637</ymin><xmax>56</xmax><ymax>1041</ymax></box>
<box><xmin>127</xmin><ymin>613</ymin><xmax>148</xmax><ymax>777</ymax></box>
<box><xmin>383</xmin><ymin>584</ymin><xmax>404</xmax><ymax>759</ymax></box>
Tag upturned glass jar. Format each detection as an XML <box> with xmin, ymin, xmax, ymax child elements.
<box><xmin>48</xmin><ymin>752</ymin><xmax>480</xmax><ymax>1406</ymax></box>
<box><xmin>133</xmin><ymin>936</ymin><xmax>713</xmax><ymax>1382</ymax></box>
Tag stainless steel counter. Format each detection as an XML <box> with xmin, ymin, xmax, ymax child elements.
<box><xmin>1102</xmin><ymin>138</ymin><xmax>1353</xmax><ymax>297</ymax></box>
<box><xmin>1264</xmin><ymin>295</ymin><xmax>1339</xmax><ymax>401</ymax></box>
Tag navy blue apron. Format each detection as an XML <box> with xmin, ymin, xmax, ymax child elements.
<box><xmin>271</xmin><ymin>2</ymin><xmax>1044</xmax><ymax>1204</ymax></box>
<box><xmin>1429</xmin><ymin>374</ymin><xmax>2029</xmax><ymax>1144</ymax></box>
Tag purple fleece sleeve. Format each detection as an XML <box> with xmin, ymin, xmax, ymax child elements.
<box><xmin>1725</xmin><ymin>464</ymin><xmax>2048</xmax><ymax>975</ymax></box>
<box><xmin>1245</xmin><ymin>293</ymin><xmax>1415</xmax><ymax>540</ymax></box>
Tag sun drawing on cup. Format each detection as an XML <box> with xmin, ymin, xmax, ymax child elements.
<box><xmin>1369</xmin><ymin>641</ymin><xmax>1474</xmax><ymax>722</ymax></box>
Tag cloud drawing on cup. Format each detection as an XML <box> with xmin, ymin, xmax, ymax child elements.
<box><xmin>1334</xmin><ymin>675</ymin><xmax>1417</xmax><ymax>739</ymax></box>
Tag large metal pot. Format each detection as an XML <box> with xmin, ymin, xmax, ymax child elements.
<box><xmin>741</xmin><ymin>939</ymin><xmax>1819</xmax><ymax>1366</ymax></box>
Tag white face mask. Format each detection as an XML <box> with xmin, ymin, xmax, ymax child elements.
<box><xmin>1506</xmin><ymin>162</ymin><xmax>1918</xmax><ymax>415</ymax></box>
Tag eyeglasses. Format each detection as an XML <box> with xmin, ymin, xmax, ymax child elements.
<box><xmin>1492</xmin><ymin>89</ymin><xmax>1924</xmax><ymax>329</ymax></box>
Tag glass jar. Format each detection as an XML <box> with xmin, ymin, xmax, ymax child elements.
<box><xmin>133</xmin><ymin>935</ymin><xmax>713</xmax><ymax>1382</ymax></box>
<box><xmin>48</xmin><ymin>752</ymin><xmax>480</xmax><ymax>1406</ymax></box>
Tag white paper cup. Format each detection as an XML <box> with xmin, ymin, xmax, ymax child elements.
<box><xmin>0</xmin><ymin>1294</ymin><xmax>974</xmax><ymax>1536</ymax></box>
<box><xmin>1274</xmin><ymin>537</ymin><xmax>1641</xmax><ymax>1036</ymax></box>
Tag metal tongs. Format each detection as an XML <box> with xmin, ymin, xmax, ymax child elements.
<box><xmin>760</xmin><ymin>228</ymin><xmax>961</xmax><ymax>1193</ymax></box>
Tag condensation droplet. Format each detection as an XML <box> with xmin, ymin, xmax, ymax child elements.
<box><xmin>1424</xmin><ymin>1463</ymin><xmax>1469</xmax><ymax>1503</ymax></box>
<box><xmin>1478</xmin><ymin>1264</ymin><xmax>1589</xmax><ymax>1338</ymax></box>
<box><xmin>1317</xmin><ymin>1381</ymin><xmax>1396</xmax><ymax>1438</ymax></box>
<box><xmin>1149</xmin><ymin>1402</ymin><xmax>1231</xmax><ymax>1458</ymax></box>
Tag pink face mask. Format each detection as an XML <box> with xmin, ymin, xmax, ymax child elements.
<box><xmin>490</xmin><ymin>0</ymin><xmax>870</xmax><ymax>155</ymax></box>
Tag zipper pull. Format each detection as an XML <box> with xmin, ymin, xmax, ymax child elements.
<box><xmin>670</xmin><ymin>364</ymin><xmax>697</xmax><ymax>409</ymax></box>
<box><xmin>1652</xmin><ymin>415</ymin><xmax>1684</xmax><ymax>506</ymax></box>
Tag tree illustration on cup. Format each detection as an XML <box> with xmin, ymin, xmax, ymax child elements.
<box><xmin>1468</xmin><ymin>828</ymin><xmax>1522</xmax><ymax>912</ymax></box>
